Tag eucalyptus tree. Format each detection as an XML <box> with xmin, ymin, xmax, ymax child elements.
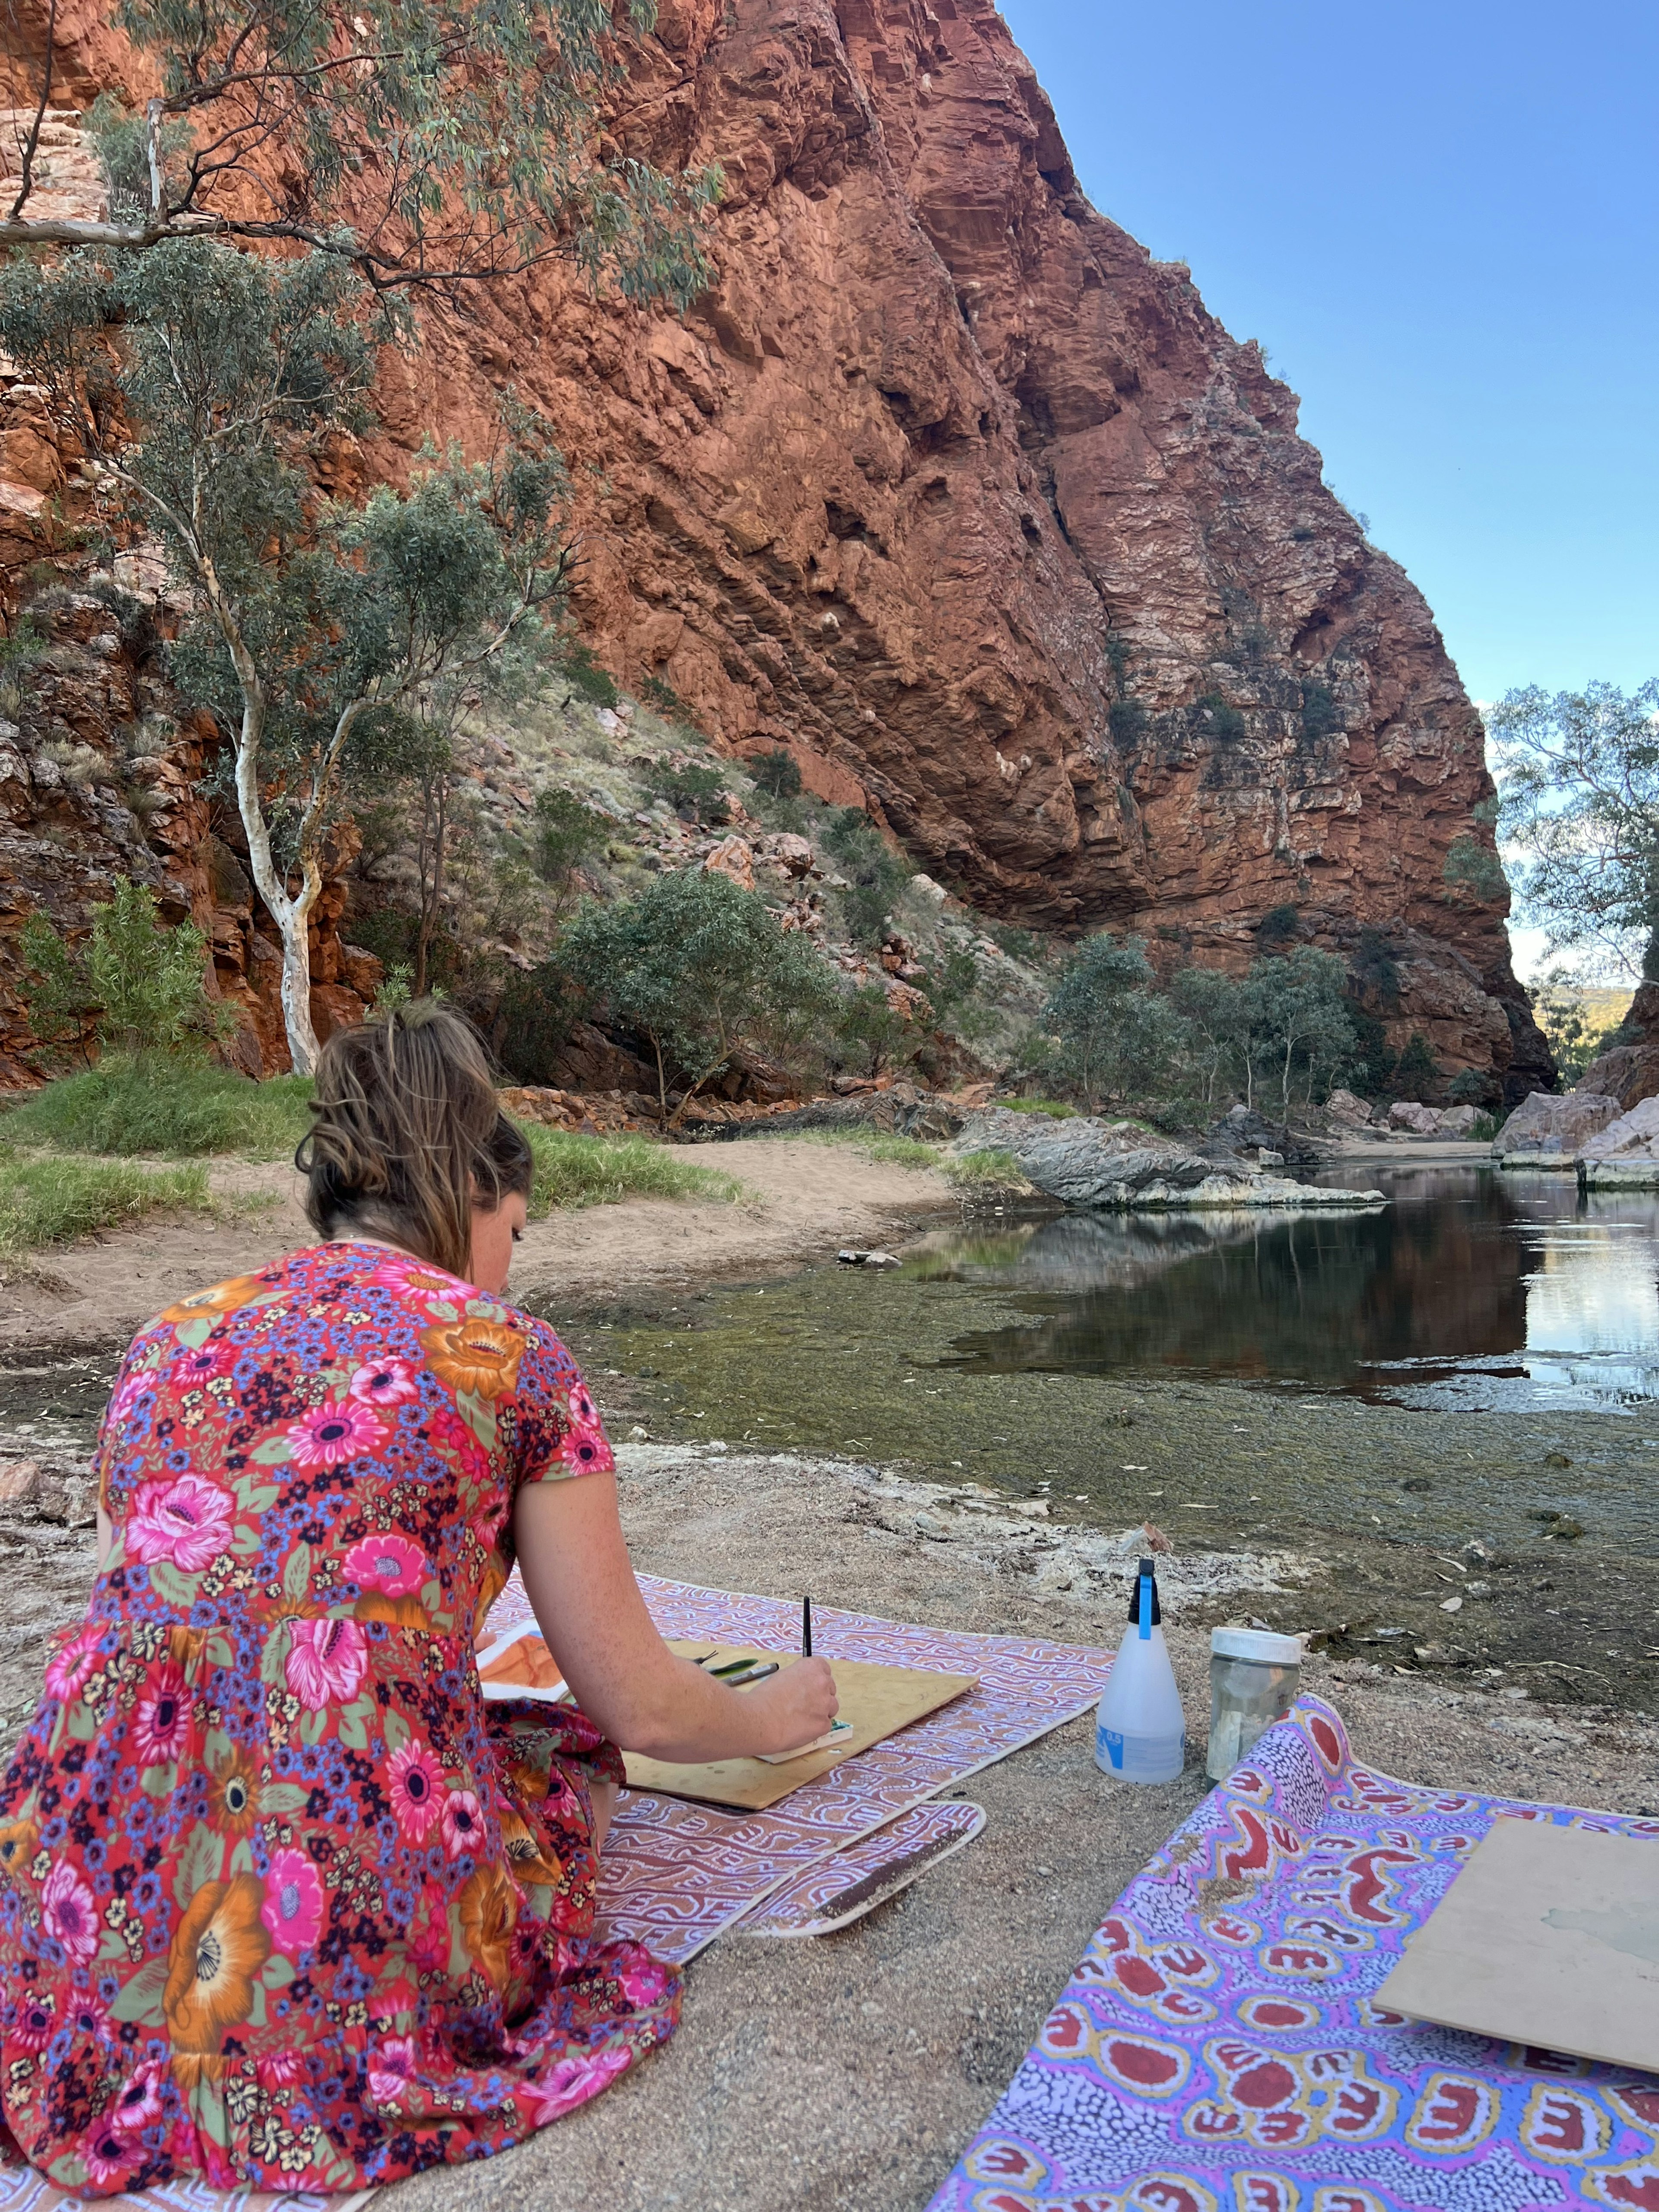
<box><xmin>0</xmin><ymin>240</ymin><xmax>575</xmax><ymax>1070</ymax></box>
<box><xmin>1491</xmin><ymin>680</ymin><xmax>1659</xmax><ymax>979</ymax></box>
<box><xmin>1</xmin><ymin>0</ymin><xmax>718</xmax><ymax>300</ymax></box>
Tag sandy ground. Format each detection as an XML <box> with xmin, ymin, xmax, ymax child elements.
<box><xmin>2</xmin><ymin>1135</ymin><xmax>1651</xmax><ymax>2209</ymax></box>
<box><xmin>0</xmin><ymin>1139</ymin><xmax>957</xmax><ymax>1357</ymax></box>
<box><xmin>2</xmin><ymin>1442</ymin><xmax>1652</xmax><ymax>2212</ymax></box>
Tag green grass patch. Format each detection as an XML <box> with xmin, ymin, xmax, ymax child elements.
<box><xmin>942</xmin><ymin>1147</ymin><xmax>1035</xmax><ymax>1192</ymax></box>
<box><xmin>518</xmin><ymin>1124</ymin><xmax>745</xmax><ymax>1214</ymax></box>
<box><xmin>0</xmin><ymin>1152</ymin><xmax>211</xmax><ymax>1257</ymax></box>
<box><xmin>858</xmin><ymin>1134</ymin><xmax>940</xmax><ymax>1168</ymax></box>
<box><xmin>763</xmin><ymin>1127</ymin><xmax>941</xmax><ymax>1170</ymax></box>
<box><xmin>3</xmin><ymin>1057</ymin><xmax>314</xmax><ymax>1159</ymax></box>
<box><xmin>999</xmin><ymin>1096</ymin><xmax>1077</xmax><ymax>1118</ymax></box>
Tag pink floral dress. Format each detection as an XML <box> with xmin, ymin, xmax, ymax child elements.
<box><xmin>0</xmin><ymin>1242</ymin><xmax>679</xmax><ymax>2196</ymax></box>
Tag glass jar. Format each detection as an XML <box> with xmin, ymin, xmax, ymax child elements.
<box><xmin>1207</xmin><ymin>1627</ymin><xmax>1303</xmax><ymax>1782</ymax></box>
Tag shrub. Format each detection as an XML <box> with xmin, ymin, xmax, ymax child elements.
<box><xmin>493</xmin><ymin>959</ymin><xmax>587</xmax><ymax>1087</ymax></box>
<box><xmin>531</xmin><ymin>789</ymin><xmax>610</xmax><ymax>903</ymax></box>
<box><xmin>1107</xmin><ymin>697</ymin><xmax>1147</xmax><ymax>747</ymax></box>
<box><xmin>1300</xmin><ymin>679</ymin><xmax>1341</xmax><ymax>742</ymax></box>
<box><xmin>1443</xmin><ymin>834</ymin><xmax>1507</xmax><ymax>903</ymax></box>
<box><xmin>1195</xmin><ymin>693</ymin><xmax>1246</xmax><ymax>742</ymax></box>
<box><xmin>1255</xmin><ymin>904</ymin><xmax>1301</xmax><ymax>948</ymax></box>
<box><xmin>19</xmin><ymin>881</ymin><xmax>230</xmax><ymax>1063</ymax></box>
<box><xmin>640</xmin><ymin>673</ymin><xmax>692</xmax><ymax>720</ymax></box>
<box><xmin>988</xmin><ymin>921</ymin><xmax>1044</xmax><ymax>963</ymax></box>
<box><xmin>645</xmin><ymin>758</ymin><xmax>730</xmax><ymax>827</ymax></box>
<box><xmin>750</xmin><ymin>747</ymin><xmax>803</xmax><ymax>800</ymax></box>
<box><xmin>3</xmin><ymin>1057</ymin><xmax>314</xmax><ymax>1157</ymax></box>
<box><xmin>516</xmin><ymin>1124</ymin><xmax>743</xmax><ymax>1214</ymax></box>
<box><xmin>820</xmin><ymin>807</ymin><xmax>912</xmax><ymax>949</ymax></box>
<box><xmin>564</xmin><ymin>867</ymin><xmax>838</xmax><ymax>1120</ymax></box>
<box><xmin>1392</xmin><ymin>1031</ymin><xmax>1440</xmax><ymax>1102</ymax></box>
<box><xmin>0</xmin><ymin>1152</ymin><xmax>211</xmax><ymax>1256</ymax></box>
<box><xmin>833</xmin><ymin>983</ymin><xmax>929</xmax><ymax>1080</ymax></box>
<box><xmin>561</xmin><ymin>642</ymin><xmax>620</xmax><ymax>708</ymax></box>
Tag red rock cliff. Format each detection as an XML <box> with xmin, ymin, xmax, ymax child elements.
<box><xmin>0</xmin><ymin>0</ymin><xmax>1552</xmax><ymax>1096</ymax></box>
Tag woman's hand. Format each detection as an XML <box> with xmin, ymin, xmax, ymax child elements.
<box><xmin>741</xmin><ymin>1657</ymin><xmax>839</xmax><ymax>1755</ymax></box>
<box><xmin>515</xmin><ymin>1475</ymin><xmax>840</xmax><ymax>1764</ymax></box>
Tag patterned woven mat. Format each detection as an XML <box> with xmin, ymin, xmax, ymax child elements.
<box><xmin>482</xmin><ymin>1572</ymin><xmax>1110</xmax><ymax>1964</ymax></box>
<box><xmin>741</xmin><ymin>1799</ymin><xmax>987</xmax><ymax>1939</ymax></box>
<box><xmin>928</xmin><ymin>1694</ymin><xmax>1659</xmax><ymax>2212</ymax></box>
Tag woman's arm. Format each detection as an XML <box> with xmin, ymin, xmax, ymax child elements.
<box><xmin>513</xmin><ymin>1474</ymin><xmax>839</xmax><ymax>1761</ymax></box>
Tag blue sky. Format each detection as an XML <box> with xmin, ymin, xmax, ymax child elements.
<box><xmin>997</xmin><ymin>0</ymin><xmax>1658</xmax><ymax>714</ymax></box>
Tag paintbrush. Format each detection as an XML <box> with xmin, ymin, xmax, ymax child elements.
<box><xmin>802</xmin><ymin>1594</ymin><xmax>812</xmax><ymax>1658</ymax></box>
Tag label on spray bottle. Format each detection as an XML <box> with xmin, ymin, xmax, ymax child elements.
<box><xmin>1097</xmin><ymin>1725</ymin><xmax>1126</xmax><ymax>1770</ymax></box>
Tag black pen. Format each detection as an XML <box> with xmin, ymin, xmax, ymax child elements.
<box><xmin>802</xmin><ymin>1594</ymin><xmax>812</xmax><ymax>1658</ymax></box>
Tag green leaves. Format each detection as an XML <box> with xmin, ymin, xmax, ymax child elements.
<box><xmin>564</xmin><ymin>868</ymin><xmax>842</xmax><ymax>1120</ymax></box>
<box><xmin>1490</xmin><ymin>678</ymin><xmax>1659</xmax><ymax>976</ymax></box>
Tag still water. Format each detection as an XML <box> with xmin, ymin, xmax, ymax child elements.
<box><xmin>926</xmin><ymin>1167</ymin><xmax>1659</xmax><ymax>1414</ymax></box>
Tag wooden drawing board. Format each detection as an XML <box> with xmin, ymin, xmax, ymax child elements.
<box><xmin>622</xmin><ymin>1643</ymin><xmax>977</xmax><ymax>1809</ymax></box>
<box><xmin>1377</xmin><ymin>1816</ymin><xmax>1659</xmax><ymax>2071</ymax></box>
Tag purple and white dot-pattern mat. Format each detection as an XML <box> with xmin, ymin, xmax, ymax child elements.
<box><xmin>928</xmin><ymin>1695</ymin><xmax>1659</xmax><ymax>2212</ymax></box>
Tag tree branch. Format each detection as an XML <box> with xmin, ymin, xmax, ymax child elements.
<box><xmin>7</xmin><ymin>0</ymin><xmax>56</xmax><ymax>223</ymax></box>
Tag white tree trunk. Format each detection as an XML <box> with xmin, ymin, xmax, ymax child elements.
<box><xmin>277</xmin><ymin>913</ymin><xmax>321</xmax><ymax>1077</ymax></box>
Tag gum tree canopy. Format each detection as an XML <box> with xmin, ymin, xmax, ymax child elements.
<box><xmin>1</xmin><ymin>0</ymin><xmax>718</xmax><ymax>296</ymax></box>
<box><xmin>1492</xmin><ymin>680</ymin><xmax>1659</xmax><ymax>978</ymax></box>
<box><xmin>0</xmin><ymin>0</ymin><xmax>717</xmax><ymax>1069</ymax></box>
<box><xmin>0</xmin><ymin>242</ymin><xmax>578</xmax><ymax>1071</ymax></box>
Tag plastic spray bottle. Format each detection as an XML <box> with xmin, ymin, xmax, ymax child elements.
<box><xmin>1094</xmin><ymin>1555</ymin><xmax>1186</xmax><ymax>1783</ymax></box>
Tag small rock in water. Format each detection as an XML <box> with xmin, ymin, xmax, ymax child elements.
<box><xmin>1545</xmin><ymin>1451</ymin><xmax>1572</xmax><ymax>1468</ymax></box>
<box><xmin>837</xmin><ymin>1249</ymin><xmax>900</xmax><ymax>1268</ymax></box>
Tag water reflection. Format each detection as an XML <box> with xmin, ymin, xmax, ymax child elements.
<box><xmin>923</xmin><ymin>1170</ymin><xmax>1659</xmax><ymax>1413</ymax></box>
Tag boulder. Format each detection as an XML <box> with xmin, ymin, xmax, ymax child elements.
<box><xmin>1433</xmin><ymin>1104</ymin><xmax>1481</xmax><ymax>1136</ymax></box>
<box><xmin>702</xmin><ymin>835</ymin><xmax>756</xmax><ymax>891</ymax></box>
<box><xmin>1493</xmin><ymin>1090</ymin><xmax>1621</xmax><ymax>1167</ymax></box>
<box><xmin>1579</xmin><ymin>1095</ymin><xmax>1659</xmax><ymax>1188</ymax></box>
<box><xmin>952</xmin><ymin>1109</ymin><xmax>1383</xmax><ymax>1211</ymax></box>
<box><xmin>1575</xmin><ymin>981</ymin><xmax>1659</xmax><ymax>1109</ymax></box>
<box><xmin>1386</xmin><ymin>1100</ymin><xmax>1440</xmax><ymax>1133</ymax></box>
<box><xmin>1325</xmin><ymin>1087</ymin><xmax>1374</xmax><ymax>1128</ymax></box>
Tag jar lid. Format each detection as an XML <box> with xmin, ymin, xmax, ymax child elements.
<box><xmin>1211</xmin><ymin>1625</ymin><xmax>1304</xmax><ymax>1664</ymax></box>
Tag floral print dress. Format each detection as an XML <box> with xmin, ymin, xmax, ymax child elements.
<box><xmin>0</xmin><ymin>1242</ymin><xmax>679</xmax><ymax>2196</ymax></box>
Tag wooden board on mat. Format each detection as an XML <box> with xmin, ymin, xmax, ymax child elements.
<box><xmin>1377</xmin><ymin>1816</ymin><xmax>1659</xmax><ymax>2070</ymax></box>
<box><xmin>623</xmin><ymin>1643</ymin><xmax>977</xmax><ymax>1809</ymax></box>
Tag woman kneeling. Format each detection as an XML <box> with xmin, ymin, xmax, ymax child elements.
<box><xmin>0</xmin><ymin>1004</ymin><xmax>835</xmax><ymax>2195</ymax></box>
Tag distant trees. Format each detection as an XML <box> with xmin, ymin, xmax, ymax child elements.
<box><xmin>1491</xmin><ymin>679</ymin><xmax>1659</xmax><ymax>979</ymax></box>
<box><xmin>1039</xmin><ymin>933</ymin><xmax>1359</xmax><ymax>1117</ymax></box>
<box><xmin>1043</xmin><ymin>936</ymin><xmax>1185</xmax><ymax>1112</ymax></box>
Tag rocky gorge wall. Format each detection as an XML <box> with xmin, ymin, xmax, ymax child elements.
<box><xmin>0</xmin><ymin>0</ymin><xmax>1553</xmax><ymax>1096</ymax></box>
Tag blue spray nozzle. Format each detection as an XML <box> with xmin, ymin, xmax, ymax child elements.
<box><xmin>1128</xmin><ymin>1555</ymin><xmax>1161</xmax><ymax>1639</ymax></box>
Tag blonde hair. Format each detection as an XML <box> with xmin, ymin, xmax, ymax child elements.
<box><xmin>296</xmin><ymin>1002</ymin><xmax>532</xmax><ymax>1280</ymax></box>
